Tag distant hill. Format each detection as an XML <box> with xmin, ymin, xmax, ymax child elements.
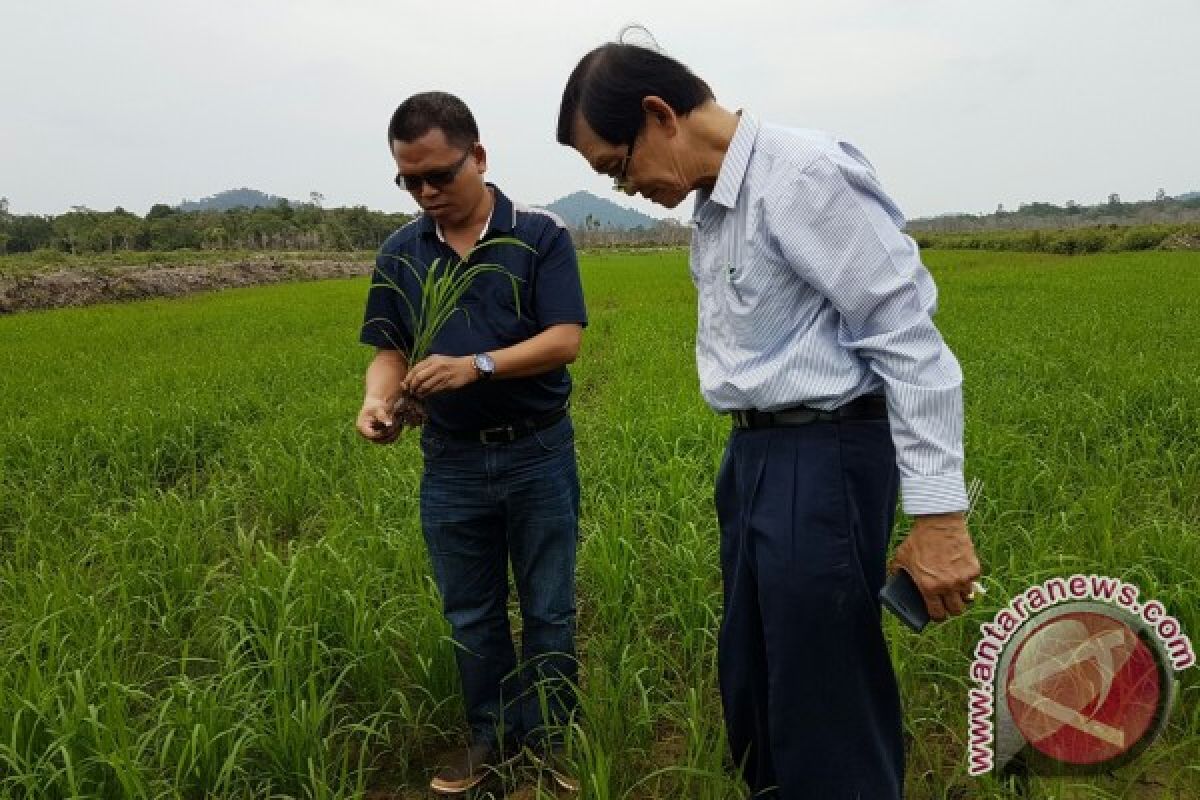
<box><xmin>544</xmin><ymin>190</ymin><xmax>662</xmax><ymax>230</ymax></box>
<box><xmin>178</xmin><ymin>188</ymin><xmax>291</xmax><ymax>212</ymax></box>
<box><xmin>1179</xmin><ymin>191</ymin><xmax>1200</xmax><ymax>202</ymax></box>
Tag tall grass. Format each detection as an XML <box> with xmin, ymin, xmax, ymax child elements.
<box><xmin>912</xmin><ymin>222</ymin><xmax>1200</xmax><ymax>255</ymax></box>
<box><xmin>0</xmin><ymin>249</ymin><xmax>1196</xmax><ymax>798</ymax></box>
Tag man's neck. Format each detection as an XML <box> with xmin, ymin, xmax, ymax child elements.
<box><xmin>689</xmin><ymin>104</ymin><xmax>742</xmax><ymax>192</ymax></box>
<box><xmin>441</xmin><ymin>186</ymin><xmax>495</xmax><ymax>240</ymax></box>
<box><xmin>438</xmin><ymin>186</ymin><xmax>495</xmax><ymax>259</ymax></box>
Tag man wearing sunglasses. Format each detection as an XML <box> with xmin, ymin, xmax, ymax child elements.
<box><xmin>356</xmin><ymin>91</ymin><xmax>587</xmax><ymax>795</ymax></box>
<box><xmin>556</xmin><ymin>43</ymin><xmax>981</xmax><ymax>800</ymax></box>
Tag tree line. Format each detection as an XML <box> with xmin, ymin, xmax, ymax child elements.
<box><xmin>0</xmin><ymin>197</ymin><xmax>412</xmax><ymax>256</ymax></box>
<box><xmin>0</xmin><ymin>195</ymin><xmax>697</xmax><ymax>258</ymax></box>
<box><xmin>908</xmin><ymin>191</ymin><xmax>1200</xmax><ymax>233</ymax></box>
<box><xmin>570</xmin><ymin>215</ymin><xmax>692</xmax><ymax>248</ymax></box>
<box><xmin>7</xmin><ymin>192</ymin><xmax>1197</xmax><ymax>261</ymax></box>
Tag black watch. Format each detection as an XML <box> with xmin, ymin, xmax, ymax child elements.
<box><xmin>472</xmin><ymin>352</ymin><xmax>496</xmax><ymax>381</ymax></box>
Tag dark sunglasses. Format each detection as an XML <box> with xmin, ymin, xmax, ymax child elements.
<box><xmin>395</xmin><ymin>149</ymin><xmax>472</xmax><ymax>192</ymax></box>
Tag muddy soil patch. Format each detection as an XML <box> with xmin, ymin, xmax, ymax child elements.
<box><xmin>0</xmin><ymin>257</ymin><xmax>373</xmax><ymax>314</ymax></box>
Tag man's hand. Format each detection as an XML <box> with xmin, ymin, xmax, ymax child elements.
<box><xmin>404</xmin><ymin>355</ymin><xmax>477</xmax><ymax>398</ymax></box>
<box><xmin>355</xmin><ymin>398</ymin><xmax>403</xmax><ymax>445</ymax></box>
<box><xmin>890</xmin><ymin>512</ymin><xmax>982</xmax><ymax>623</ymax></box>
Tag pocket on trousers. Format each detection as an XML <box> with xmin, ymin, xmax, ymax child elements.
<box><xmin>419</xmin><ymin>432</ymin><xmax>446</xmax><ymax>460</ymax></box>
<box><xmin>532</xmin><ymin>418</ymin><xmax>574</xmax><ymax>454</ymax></box>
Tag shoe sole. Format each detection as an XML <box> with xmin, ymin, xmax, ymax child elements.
<box><xmin>429</xmin><ymin>750</ymin><xmax>523</xmax><ymax>795</ymax></box>
<box><xmin>546</xmin><ymin>770</ymin><xmax>580</xmax><ymax>793</ymax></box>
<box><xmin>429</xmin><ymin>776</ymin><xmax>486</xmax><ymax>795</ymax></box>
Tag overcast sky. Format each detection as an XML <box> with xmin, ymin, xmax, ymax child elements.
<box><xmin>3</xmin><ymin>1</ymin><xmax>1197</xmax><ymax>220</ymax></box>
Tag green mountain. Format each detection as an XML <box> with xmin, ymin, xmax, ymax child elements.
<box><xmin>544</xmin><ymin>190</ymin><xmax>662</xmax><ymax>230</ymax></box>
<box><xmin>177</xmin><ymin>188</ymin><xmax>291</xmax><ymax>212</ymax></box>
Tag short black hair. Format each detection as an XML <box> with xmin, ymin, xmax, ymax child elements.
<box><xmin>556</xmin><ymin>43</ymin><xmax>714</xmax><ymax>147</ymax></box>
<box><xmin>387</xmin><ymin>91</ymin><xmax>479</xmax><ymax>150</ymax></box>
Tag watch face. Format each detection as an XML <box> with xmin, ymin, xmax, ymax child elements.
<box><xmin>474</xmin><ymin>353</ymin><xmax>495</xmax><ymax>375</ymax></box>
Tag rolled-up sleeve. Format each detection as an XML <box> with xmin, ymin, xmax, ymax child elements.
<box><xmin>763</xmin><ymin>151</ymin><xmax>968</xmax><ymax>515</ymax></box>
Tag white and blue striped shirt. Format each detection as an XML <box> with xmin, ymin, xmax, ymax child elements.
<box><xmin>690</xmin><ymin>113</ymin><xmax>967</xmax><ymax>515</ymax></box>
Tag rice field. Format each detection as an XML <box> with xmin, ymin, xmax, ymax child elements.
<box><xmin>0</xmin><ymin>248</ymin><xmax>1197</xmax><ymax>799</ymax></box>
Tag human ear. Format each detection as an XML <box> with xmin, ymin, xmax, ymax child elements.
<box><xmin>641</xmin><ymin>96</ymin><xmax>678</xmax><ymax>137</ymax></box>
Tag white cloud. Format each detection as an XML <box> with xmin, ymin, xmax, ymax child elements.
<box><xmin>2</xmin><ymin>0</ymin><xmax>1197</xmax><ymax>219</ymax></box>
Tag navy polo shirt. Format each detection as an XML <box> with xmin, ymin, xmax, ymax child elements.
<box><xmin>360</xmin><ymin>185</ymin><xmax>587</xmax><ymax>432</ymax></box>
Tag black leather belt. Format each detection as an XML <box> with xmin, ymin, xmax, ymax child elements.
<box><xmin>730</xmin><ymin>394</ymin><xmax>887</xmax><ymax>429</ymax></box>
<box><xmin>437</xmin><ymin>405</ymin><xmax>569</xmax><ymax>444</ymax></box>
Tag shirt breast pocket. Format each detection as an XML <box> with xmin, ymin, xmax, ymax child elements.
<box><xmin>722</xmin><ymin>253</ymin><xmax>785</xmax><ymax>350</ymax></box>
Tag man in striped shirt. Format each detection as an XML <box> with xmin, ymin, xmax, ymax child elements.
<box><xmin>557</xmin><ymin>42</ymin><xmax>982</xmax><ymax>799</ymax></box>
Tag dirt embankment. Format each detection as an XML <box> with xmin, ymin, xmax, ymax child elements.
<box><xmin>0</xmin><ymin>257</ymin><xmax>373</xmax><ymax>314</ymax></box>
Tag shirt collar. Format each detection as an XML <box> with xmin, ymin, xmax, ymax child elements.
<box><xmin>436</xmin><ymin>206</ymin><xmax>492</xmax><ymax>243</ymax></box>
<box><xmin>421</xmin><ymin>183</ymin><xmax>515</xmax><ymax>241</ymax></box>
<box><xmin>709</xmin><ymin>112</ymin><xmax>760</xmax><ymax>210</ymax></box>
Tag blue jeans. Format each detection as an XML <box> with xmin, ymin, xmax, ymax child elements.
<box><xmin>419</xmin><ymin>414</ymin><xmax>580</xmax><ymax>747</ymax></box>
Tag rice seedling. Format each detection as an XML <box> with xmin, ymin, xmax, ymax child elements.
<box><xmin>364</xmin><ymin>237</ymin><xmax>528</xmax><ymax>426</ymax></box>
<box><xmin>0</xmin><ymin>248</ymin><xmax>1196</xmax><ymax>798</ymax></box>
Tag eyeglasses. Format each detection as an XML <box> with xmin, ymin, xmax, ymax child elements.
<box><xmin>395</xmin><ymin>149</ymin><xmax>472</xmax><ymax>192</ymax></box>
<box><xmin>612</xmin><ymin>139</ymin><xmax>636</xmax><ymax>194</ymax></box>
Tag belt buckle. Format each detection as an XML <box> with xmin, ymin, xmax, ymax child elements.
<box><xmin>479</xmin><ymin>425</ymin><xmax>516</xmax><ymax>444</ymax></box>
<box><xmin>776</xmin><ymin>408</ymin><xmax>822</xmax><ymax>425</ymax></box>
<box><xmin>732</xmin><ymin>410</ymin><xmax>749</xmax><ymax>428</ymax></box>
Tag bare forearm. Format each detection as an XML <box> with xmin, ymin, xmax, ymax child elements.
<box><xmin>402</xmin><ymin>325</ymin><xmax>583</xmax><ymax>398</ymax></box>
<box><xmin>490</xmin><ymin>324</ymin><xmax>582</xmax><ymax>379</ymax></box>
<box><xmin>364</xmin><ymin>349</ymin><xmax>408</xmax><ymax>403</ymax></box>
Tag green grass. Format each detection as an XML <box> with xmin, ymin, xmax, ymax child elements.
<box><xmin>0</xmin><ymin>249</ymin><xmax>1197</xmax><ymax>799</ymax></box>
<box><xmin>913</xmin><ymin>222</ymin><xmax>1200</xmax><ymax>255</ymax></box>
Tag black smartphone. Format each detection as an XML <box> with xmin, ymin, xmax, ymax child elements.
<box><xmin>879</xmin><ymin>569</ymin><xmax>930</xmax><ymax>633</ymax></box>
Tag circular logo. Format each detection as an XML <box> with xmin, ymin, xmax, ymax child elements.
<box><xmin>1004</xmin><ymin>609</ymin><xmax>1165</xmax><ymax>767</ymax></box>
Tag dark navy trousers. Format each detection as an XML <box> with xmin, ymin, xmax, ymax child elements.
<box><xmin>715</xmin><ymin>418</ymin><xmax>905</xmax><ymax>799</ymax></box>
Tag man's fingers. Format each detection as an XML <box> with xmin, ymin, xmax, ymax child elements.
<box><xmin>404</xmin><ymin>360</ymin><xmax>430</xmax><ymax>393</ymax></box>
<box><xmin>407</xmin><ymin>370</ymin><xmax>431</xmax><ymax>397</ymax></box>
<box><xmin>924</xmin><ymin>592</ymin><xmax>949</xmax><ymax>623</ymax></box>
<box><xmin>358</xmin><ymin>418</ymin><xmax>395</xmax><ymax>443</ymax></box>
<box><xmin>370</xmin><ymin>412</ymin><xmax>402</xmax><ymax>443</ymax></box>
<box><xmin>412</xmin><ymin>376</ymin><xmax>436</xmax><ymax>398</ymax></box>
<box><xmin>409</xmin><ymin>361</ymin><xmax>452</xmax><ymax>397</ymax></box>
<box><xmin>942</xmin><ymin>591</ymin><xmax>967</xmax><ymax>617</ymax></box>
<box><xmin>950</xmin><ymin>568</ymin><xmax>980</xmax><ymax>596</ymax></box>
<box><xmin>967</xmin><ymin>557</ymin><xmax>983</xmax><ymax>582</ymax></box>
<box><xmin>413</xmin><ymin>369</ymin><xmax>452</xmax><ymax>397</ymax></box>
